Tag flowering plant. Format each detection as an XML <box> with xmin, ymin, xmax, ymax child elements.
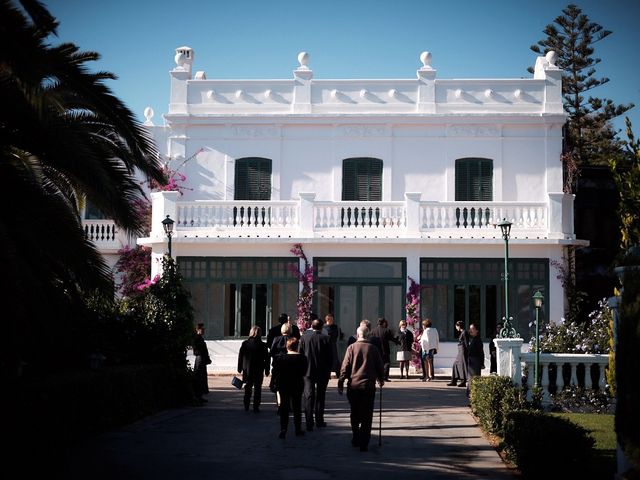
<box><xmin>288</xmin><ymin>243</ymin><xmax>315</xmax><ymax>332</ymax></box>
<box><xmin>530</xmin><ymin>298</ymin><xmax>612</xmax><ymax>354</ymax></box>
<box><xmin>405</xmin><ymin>276</ymin><xmax>423</xmax><ymax>371</ymax></box>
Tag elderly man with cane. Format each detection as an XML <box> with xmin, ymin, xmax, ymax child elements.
<box><xmin>338</xmin><ymin>325</ymin><xmax>384</xmax><ymax>452</ymax></box>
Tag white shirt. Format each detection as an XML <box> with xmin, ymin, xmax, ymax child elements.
<box><xmin>420</xmin><ymin>327</ymin><xmax>440</xmax><ymax>352</ymax></box>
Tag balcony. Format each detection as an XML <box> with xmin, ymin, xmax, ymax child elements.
<box><xmin>83</xmin><ymin>219</ymin><xmax>128</xmax><ymax>252</ymax></box>
<box><xmin>146</xmin><ymin>191</ymin><xmax>577</xmax><ymax>244</ymax></box>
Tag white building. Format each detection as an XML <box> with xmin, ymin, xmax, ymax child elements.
<box><xmin>88</xmin><ymin>47</ymin><xmax>586</xmax><ymax>371</ymax></box>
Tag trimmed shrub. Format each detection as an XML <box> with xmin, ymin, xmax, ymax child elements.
<box><xmin>470</xmin><ymin>375</ymin><xmax>527</xmax><ymax>436</ymax></box>
<box><xmin>503</xmin><ymin>410</ymin><xmax>595</xmax><ymax>477</ymax></box>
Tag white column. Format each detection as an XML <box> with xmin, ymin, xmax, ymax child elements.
<box><xmin>494</xmin><ymin>337</ymin><xmax>523</xmax><ymax>385</ymax></box>
<box><xmin>405</xmin><ymin>192</ymin><xmax>421</xmax><ymax>237</ymax></box>
<box><xmin>298</xmin><ymin>192</ymin><xmax>316</xmax><ymax>236</ymax></box>
<box><xmin>150</xmin><ymin>191</ymin><xmax>180</xmax><ymax>277</ymax></box>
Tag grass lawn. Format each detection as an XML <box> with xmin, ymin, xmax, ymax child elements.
<box><xmin>553</xmin><ymin>413</ymin><xmax>616</xmax><ymax>478</ymax></box>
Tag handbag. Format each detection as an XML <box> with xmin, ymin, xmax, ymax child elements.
<box><xmin>231</xmin><ymin>375</ymin><xmax>244</xmax><ymax>389</ymax></box>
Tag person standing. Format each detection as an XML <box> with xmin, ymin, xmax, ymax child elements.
<box><xmin>323</xmin><ymin>313</ymin><xmax>343</xmax><ymax>378</ymax></box>
<box><xmin>489</xmin><ymin>322</ymin><xmax>502</xmax><ymax>374</ymax></box>
<box><xmin>447</xmin><ymin>321</ymin><xmax>469</xmax><ymax>387</ymax></box>
<box><xmin>467</xmin><ymin>323</ymin><xmax>485</xmax><ymax>395</ymax></box>
<box><xmin>396</xmin><ymin>320</ymin><xmax>414</xmax><ymax>379</ymax></box>
<box><xmin>371</xmin><ymin>318</ymin><xmax>399</xmax><ymax>381</ymax></box>
<box><xmin>237</xmin><ymin>325</ymin><xmax>270</xmax><ymax>413</ymax></box>
<box><xmin>338</xmin><ymin>326</ymin><xmax>384</xmax><ymax>452</ymax></box>
<box><xmin>348</xmin><ymin>319</ymin><xmax>382</xmax><ymax>352</ymax></box>
<box><xmin>420</xmin><ymin>318</ymin><xmax>440</xmax><ymax>382</ymax></box>
<box><xmin>192</xmin><ymin>323</ymin><xmax>211</xmax><ymax>403</ymax></box>
<box><xmin>299</xmin><ymin>319</ymin><xmax>332</xmax><ymax>430</ymax></box>
<box><xmin>272</xmin><ymin>337</ymin><xmax>308</xmax><ymax>439</ymax></box>
<box><xmin>268</xmin><ymin>313</ymin><xmax>300</xmax><ymax>353</ymax></box>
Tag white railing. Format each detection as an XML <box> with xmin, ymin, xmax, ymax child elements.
<box><xmin>313</xmin><ymin>201</ymin><xmax>406</xmax><ymax>230</ymax></box>
<box><xmin>521</xmin><ymin>352</ymin><xmax>609</xmax><ymax>403</ymax></box>
<box><xmin>420</xmin><ymin>202</ymin><xmax>547</xmax><ymax>232</ymax></box>
<box><xmin>148</xmin><ymin>191</ymin><xmax>565</xmax><ymax>240</ymax></box>
<box><xmin>83</xmin><ymin>220</ymin><xmax>120</xmax><ymax>249</ymax></box>
<box><xmin>177</xmin><ymin>201</ymin><xmax>299</xmax><ymax>229</ymax></box>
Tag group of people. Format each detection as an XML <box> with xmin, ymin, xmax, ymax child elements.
<box><xmin>188</xmin><ymin>314</ymin><xmax>492</xmax><ymax>450</ymax></box>
<box><xmin>446</xmin><ymin>320</ymin><xmax>486</xmax><ymax>394</ymax></box>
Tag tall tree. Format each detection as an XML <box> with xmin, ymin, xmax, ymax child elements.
<box><xmin>528</xmin><ymin>4</ymin><xmax>634</xmax><ymax>180</ymax></box>
<box><xmin>0</xmin><ymin>0</ymin><xmax>165</xmax><ymax>373</ymax></box>
<box><xmin>610</xmin><ymin>118</ymin><xmax>640</xmax><ymax>251</ymax></box>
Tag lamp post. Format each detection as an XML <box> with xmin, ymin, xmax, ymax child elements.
<box><xmin>162</xmin><ymin>214</ymin><xmax>174</xmax><ymax>257</ymax></box>
<box><xmin>532</xmin><ymin>290</ymin><xmax>544</xmax><ymax>388</ymax></box>
<box><xmin>497</xmin><ymin>218</ymin><xmax>518</xmax><ymax>338</ymax></box>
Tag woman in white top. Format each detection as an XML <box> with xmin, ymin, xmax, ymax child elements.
<box><xmin>420</xmin><ymin>318</ymin><xmax>440</xmax><ymax>381</ymax></box>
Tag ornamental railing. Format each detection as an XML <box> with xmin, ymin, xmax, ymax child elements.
<box><xmin>149</xmin><ymin>191</ymin><xmax>573</xmax><ymax>240</ymax></box>
<box><xmin>83</xmin><ymin>220</ymin><xmax>121</xmax><ymax>250</ymax></box>
<box><xmin>520</xmin><ymin>352</ymin><xmax>609</xmax><ymax>403</ymax></box>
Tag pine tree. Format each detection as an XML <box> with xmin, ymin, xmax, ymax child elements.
<box><xmin>528</xmin><ymin>4</ymin><xmax>634</xmax><ymax>176</ymax></box>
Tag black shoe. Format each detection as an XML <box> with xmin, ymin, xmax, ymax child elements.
<box><xmin>457</xmin><ymin>382</ymin><xmax>466</xmax><ymax>387</ymax></box>
<box><xmin>446</xmin><ymin>382</ymin><xmax>456</xmax><ymax>386</ymax></box>
<box><xmin>279</xmin><ymin>430</ymin><xmax>286</xmax><ymax>439</ymax></box>
<box><xmin>421</xmin><ymin>378</ymin><xmax>427</xmax><ymax>382</ymax></box>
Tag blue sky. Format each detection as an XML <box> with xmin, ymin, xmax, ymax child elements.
<box><xmin>46</xmin><ymin>0</ymin><xmax>639</xmax><ymax>136</ymax></box>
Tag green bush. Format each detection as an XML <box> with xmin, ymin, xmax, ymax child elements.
<box><xmin>503</xmin><ymin>410</ymin><xmax>595</xmax><ymax>477</ymax></box>
<box><xmin>470</xmin><ymin>376</ymin><xmax>527</xmax><ymax>436</ymax></box>
<box><xmin>617</xmin><ymin>263</ymin><xmax>640</xmax><ymax>473</ymax></box>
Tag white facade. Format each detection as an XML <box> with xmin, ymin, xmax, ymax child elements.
<box><xmin>87</xmin><ymin>48</ymin><xmax>586</xmax><ymax>370</ymax></box>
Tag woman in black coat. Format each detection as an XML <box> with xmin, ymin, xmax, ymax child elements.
<box><xmin>192</xmin><ymin>323</ymin><xmax>211</xmax><ymax>403</ymax></box>
<box><xmin>447</xmin><ymin>321</ymin><xmax>469</xmax><ymax>387</ymax></box>
<box><xmin>272</xmin><ymin>337</ymin><xmax>308</xmax><ymax>438</ymax></box>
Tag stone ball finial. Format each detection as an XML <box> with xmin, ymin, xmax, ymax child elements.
<box><xmin>297</xmin><ymin>51</ymin><xmax>310</xmax><ymax>69</ymax></box>
<box><xmin>545</xmin><ymin>50</ymin><xmax>557</xmax><ymax>66</ymax></box>
<box><xmin>420</xmin><ymin>51</ymin><xmax>432</xmax><ymax>68</ymax></box>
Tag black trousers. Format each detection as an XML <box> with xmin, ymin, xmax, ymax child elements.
<box><xmin>243</xmin><ymin>375</ymin><xmax>263</xmax><ymax>411</ymax></box>
<box><xmin>303</xmin><ymin>376</ymin><xmax>329</xmax><ymax>427</ymax></box>
<box><xmin>279</xmin><ymin>388</ymin><xmax>303</xmax><ymax>433</ymax></box>
<box><xmin>382</xmin><ymin>353</ymin><xmax>391</xmax><ymax>380</ymax></box>
<box><xmin>347</xmin><ymin>387</ymin><xmax>376</xmax><ymax>448</ymax></box>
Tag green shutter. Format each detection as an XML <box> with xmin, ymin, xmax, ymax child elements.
<box><xmin>455</xmin><ymin>158</ymin><xmax>493</xmax><ymax>201</ymax></box>
<box><xmin>235</xmin><ymin>158</ymin><xmax>272</xmax><ymax>200</ymax></box>
<box><xmin>342</xmin><ymin>158</ymin><xmax>382</xmax><ymax>201</ymax></box>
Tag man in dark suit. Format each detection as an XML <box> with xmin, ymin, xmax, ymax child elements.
<box><xmin>267</xmin><ymin>313</ymin><xmax>300</xmax><ymax>352</ymax></box>
<box><xmin>467</xmin><ymin>323</ymin><xmax>485</xmax><ymax>396</ymax></box>
<box><xmin>370</xmin><ymin>318</ymin><xmax>399</xmax><ymax>381</ymax></box>
<box><xmin>237</xmin><ymin>325</ymin><xmax>270</xmax><ymax>413</ymax></box>
<box><xmin>299</xmin><ymin>319</ymin><xmax>332</xmax><ymax>431</ymax></box>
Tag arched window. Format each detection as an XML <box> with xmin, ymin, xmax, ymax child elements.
<box><xmin>342</xmin><ymin>158</ymin><xmax>383</xmax><ymax>201</ymax></box>
<box><xmin>234</xmin><ymin>157</ymin><xmax>272</xmax><ymax>200</ymax></box>
<box><xmin>455</xmin><ymin>158</ymin><xmax>493</xmax><ymax>201</ymax></box>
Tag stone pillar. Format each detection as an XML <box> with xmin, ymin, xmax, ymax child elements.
<box><xmin>150</xmin><ymin>191</ymin><xmax>180</xmax><ymax>277</ymax></box>
<box><xmin>298</xmin><ymin>192</ymin><xmax>316</xmax><ymax>236</ymax></box>
<box><xmin>416</xmin><ymin>51</ymin><xmax>436</xmax><ymax>113</ymax></box>
<box><xmin>292</xmin><ymin>52</ymin><xmax>313</xmax><ymax>114</ymax></box>
<box><xmin>404</xmin><ymin>192</ymin><xmax>421</xmax><ymax>237</ymax></box>
<box><xmin>494</xmin><ymin>337</ymin><xmax>524</xmax><ymax>385</ymax></box>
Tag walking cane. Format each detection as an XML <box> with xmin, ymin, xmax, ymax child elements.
<box><xmin>378</xmin><ymin>383</ymin><xmax>382</xmax><ymax>447</ymax></box>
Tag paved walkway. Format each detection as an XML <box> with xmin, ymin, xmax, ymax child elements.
<box><xmin>61</xmin><ymin>375</ymin><xmax>518</xmax><ymax>479</ymax></box>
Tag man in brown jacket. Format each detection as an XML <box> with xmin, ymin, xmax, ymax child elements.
<box><xmin>338</xmin><ymin>325</ymin><xmax>384</xmax><ymax>451</ymax></box>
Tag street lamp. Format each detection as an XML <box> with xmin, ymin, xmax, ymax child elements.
<box><xmin>162</xmin><ymin>214</ymin><xmax>174</xmax><ymax>257</ymax></box>
<box><xmin>497</xmin><ymin>218</ymin><xmax>518</xmax><ymax>338</ymax></box>
<box><xmin>532</xmin><ymin>290</ymin><xmax>544</xmax><ymax>388</ymax></box>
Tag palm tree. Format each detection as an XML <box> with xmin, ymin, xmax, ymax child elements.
<box><xmin>0</xmin><ymin>0</ymin><xmax>165</xmax><ymax>373</ymax></box>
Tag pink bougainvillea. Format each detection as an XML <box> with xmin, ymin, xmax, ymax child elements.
<box><xmin>405</xmin><ymin>276</ymin><xmax>423</xmax><ymax>372</ymax></box>
<box><xmin>288</xmin><ymin>243</ymin><xmax>315</xmax><ymax>333</ymax></box>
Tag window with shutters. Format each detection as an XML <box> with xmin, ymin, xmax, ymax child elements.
<box><xmin>342</xmin><ymin>158</ymin><xmax>383</xmax><ymax>201</ymax></box>
<box><xmin>455</xmin><ymin>158</ymin><xmax>493</xmax><ymax>201</ymax></box>
<box><xmin>234</xmin><ymin>157</ymin><xmax>272</xmax><ymax>200</ymax></box>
